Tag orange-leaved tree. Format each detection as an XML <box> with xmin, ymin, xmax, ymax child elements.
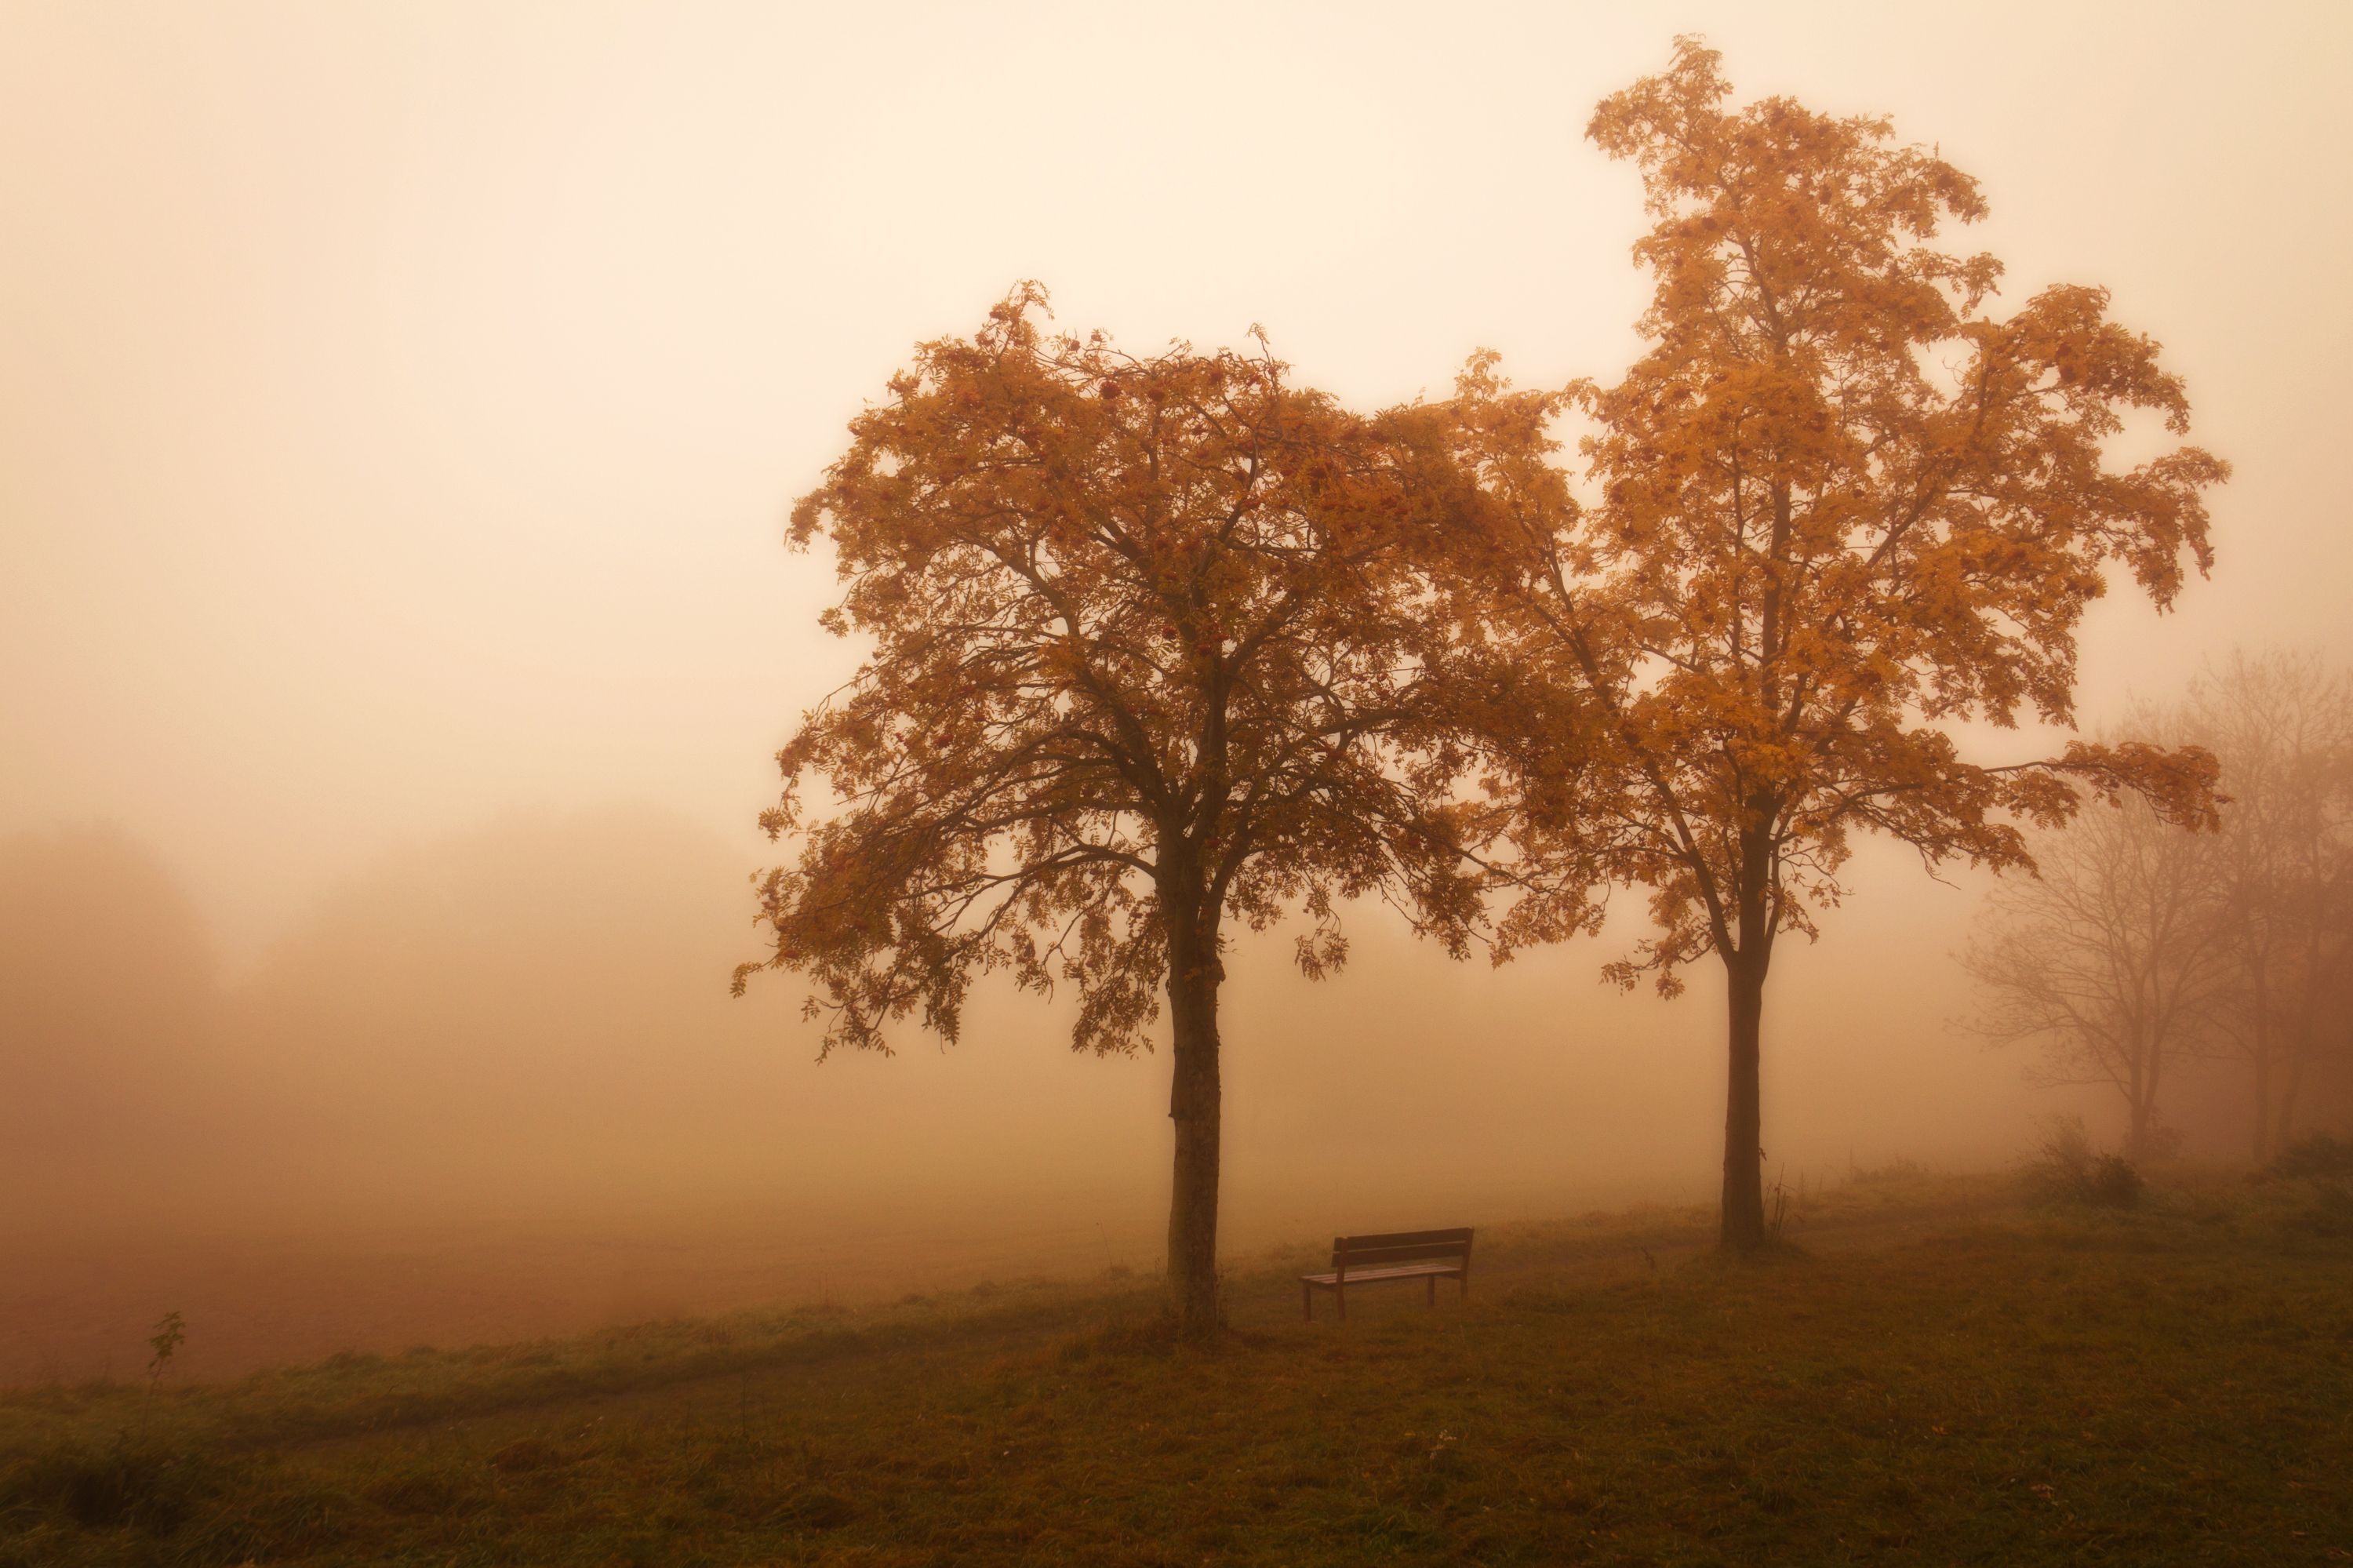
<box><xmin>1436</xmin><ymin>41</ymin><xmax>2227</xmax><ymax>1250</ymax></box>
<box><xmin>736</xmin><ymin>287</ymin><xmax>1480</xmax><ymax>1332</ymax></box>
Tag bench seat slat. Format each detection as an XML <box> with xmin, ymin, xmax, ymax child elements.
<box><xmin>1335</xmin><ymin>1242</ymin><xmax>1471</xmax><ymax>1267</ymax></box>
<box><xmin>1301</xmin><ymin>1262</ymin><xmax>1464</xmax><ymax>1287</ymax></box>
<box><xmin>1335</xmin><ymin>1228</ymin><xmax>1474</xmax><ymax>1248</ymax></box>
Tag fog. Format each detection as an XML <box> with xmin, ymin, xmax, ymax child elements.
<box><xmin>2</xmin><ymin>810</ymin><xmax>2044</xmax><ymax>1379</ymax></box>
<box><xmin>5</xmin><ymin>2</ymin><xmax>2351</xmax><ymax>1381</ymax></box>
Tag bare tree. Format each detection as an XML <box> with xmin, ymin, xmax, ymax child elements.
<box><xmin>2184</xmin><ymin>651</ymin><xmax>2353</xmax><ymax>1158</ymax></box>
<box><xmin>1964</xmin><ymin>782</ymin><xmax>2231</xmax><ymax>1159</ymax></box>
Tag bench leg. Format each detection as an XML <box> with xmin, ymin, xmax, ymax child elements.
<box><xmin>1334</xmin><ymin>1284</ymin><xmax>1345</xmax><ymax>1322</ymax></box>
<box><xmin>1427</xmin><ymin>1275</ymin><xmax>1436</xmax><ymax>1308</ymax></box>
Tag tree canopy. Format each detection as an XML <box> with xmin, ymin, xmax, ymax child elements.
<box><xmin>736</xmin><ymin>287</ymin><xmax>1479</xmax><ymax>1328</ymax></box>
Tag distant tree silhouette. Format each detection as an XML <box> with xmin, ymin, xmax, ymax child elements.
<box><xmin>1433</xmin><ymin>40</ymin><xmax>2225</xmax><ymax>1250</ymax></box>
<box><xmin>2184</xmin><ymin>652</ymin><xmax>2353</xmax><ymax>1159</ymax></box>
<box><xmin>738</xmin><ymin>289</ymin><xmax>1478</xmax><ymax>1333</ymax></box>
<box><xmin>1964</xmin><ymin>778</ymin><xmax>2229</xmax><ymax>1159</ymax></box>
<box><xmin>0</xmin><ymin>826</ymin><xmax>217</xmax><ymax>1177</ymax></box>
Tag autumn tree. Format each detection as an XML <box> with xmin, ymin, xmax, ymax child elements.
<box><xmin>735</xmin><ymin>288</ymin><xmax>1479</xmax><ymax>1334</ymax></box>
<box><xmin>1434</xmin><ymin>41</ymin><xmax>2225</xmax><ymax>1250</ymax></box>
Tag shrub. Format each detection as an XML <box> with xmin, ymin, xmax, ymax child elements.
<box><xmin>2086</xmin><ymin>1153</ymin><xmax>2144</xmax><ymax>1209</ymax></box>
<box><xmin>2271</xmin><ymin>1133</ymin><xmax>2353</xmax><ymax>1181</ymax></box>
<box><xmin>1844</xmin><ymin>1157</ymin><xmax>1931</xmax><ymax>1188</ymax></box>
<box><xmin>0</xmin><ymin>1441</ymin><xmax>230</xmax><ymax>1533</ymax></box>
<box><xmin>2022</xmin><ymin>1116</ymin><xmax>2142</xmax><ymax>1210</ymax></box>
<box><xmin>2297</xmin><ymin>1182</ymin><xmax>2353</xmax><ymax>1238</ymax></box>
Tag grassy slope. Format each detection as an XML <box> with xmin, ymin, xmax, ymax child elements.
<box><xmin>4</xmin><ymin>1170</ymin><xmax>2351</xmax><ymax>1566</ymax></box>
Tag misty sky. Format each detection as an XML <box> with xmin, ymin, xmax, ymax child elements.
<box><xmin>5</xmin><ymin>1</ymin><xmax>2347</xmax><ymax>966</ymax></box>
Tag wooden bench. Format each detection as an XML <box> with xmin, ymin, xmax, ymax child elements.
<box><xmin>1300</xmin><ymin>1228</ymin><xmax>1473</xmax><ymax>1320</ymax></box>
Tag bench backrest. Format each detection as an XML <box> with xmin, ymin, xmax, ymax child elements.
<box><xmin>1331</xmin><ymin>1228</ymin><xmax>1474</xmax><ymax>1278</ymax></box>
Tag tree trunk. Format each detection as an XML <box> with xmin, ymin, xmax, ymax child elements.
<box><xmin>1164</xmin><ymin>922</ymin><xmax>1224</xmax><ymax>1337</ymax></box>
<box><xmin>2249</xmin><ymin>951</ymin><xmax>2274</xmax><ymax>1165</ymax></box>
<box><xmin>2277</xmin><ymin>1020</ymin><xmax>2313</xmax><ymax>1158</ymax></box>
<box><xmin>2141</xmin><ymin>1020</ymin><xmax>2164</xmax><ymax>1161</ymax></box>
<box><xmin>2251</xmin><ymin>1040</ymin><xmax>2273</xmax><ymax>1166</ymax></box>
<box><xmin>1720</xmin><ymin>951</ymin><xmax>1768</xmax><ymax>1252</ymax></box>
<box><xmin>2277</xmin><ymin>1059</ymin><xmax>2304</xmax><ymax>1156</ymax></box>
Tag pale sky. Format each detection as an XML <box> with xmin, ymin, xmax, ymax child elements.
<box><xmin>5</xmin><ymin>0</ymin><xmax>2348</xmax><ymax>963</ymax></box>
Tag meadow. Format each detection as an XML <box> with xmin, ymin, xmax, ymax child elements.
<box><xmin>3</xmin><ymin>1167</ymin><xmax>2349</xmax><ymax>1566</ymax></box>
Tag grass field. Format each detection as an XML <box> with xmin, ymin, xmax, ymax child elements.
<box><xmin>4</xmin><ymin>1167</ymin><xmax>2350</xmax><ymax>1566</ymax></box>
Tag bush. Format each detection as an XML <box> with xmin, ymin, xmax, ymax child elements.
<box><xmin>2086</xmin><ymin>1153</ymin><xmax>2144</xmax><ymax>1209</ymax></box>
<box><xmin>0</xmin><ymin>1441</ymin><xmax>230</xmax><ymax>1533</ymax></box>
<box><xmin>2271</xmin><ymin>1133</ymin><xmax>2353</xmax><ymax>1181</ymax></box>
<box><xmin>1843</xmin><ymin>1157</ymin><xmax>1931</xmax><ymax>1188</ymax></box>
<box><xmin>2023</xmin><ymin>1117</ymin><xmax>2142</xmax><ymax>1210</ymax></box>
<box><xmin>2295</xmin><ymin>1182</ymin><xmax>2353</xmax><ymax>1239</ymax></box>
